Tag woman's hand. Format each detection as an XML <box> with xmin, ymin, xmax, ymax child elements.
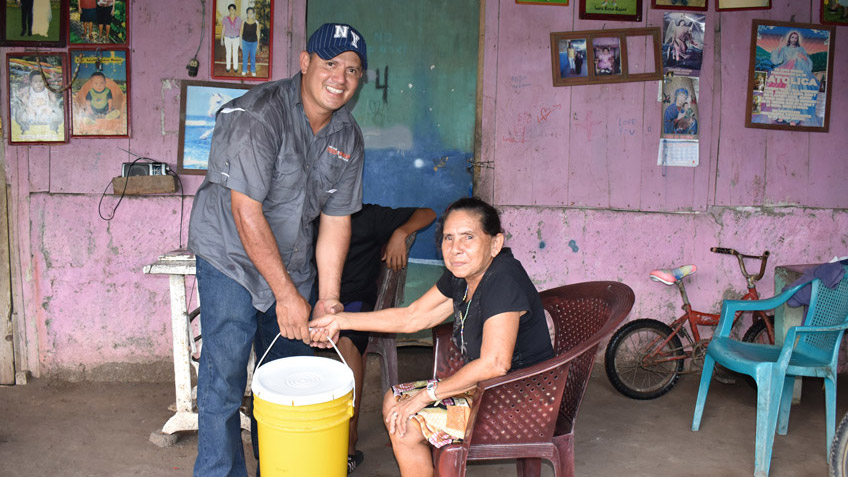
<box><xmin>308</xmin><ymin>314</ymin><xmax>342</xmax><ymax>348</ymax></box>
<box><xmin>385</xmin><ymin>389</ymin><xmax>431</xmax><ymax>437</ymax></box>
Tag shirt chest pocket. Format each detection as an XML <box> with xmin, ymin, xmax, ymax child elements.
<box><xmin>267</xmin><ymin>154</ymin><xmax>305</xmax><ymax>204</ymax></box>
<box><xmin>307</xmin><ymin>154</ymin><xmax>348</xmax><ymax>204</ymax></box>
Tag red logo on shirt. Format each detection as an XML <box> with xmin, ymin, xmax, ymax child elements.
<box><xmin>327</xmin><ymin>146</ymin><xmax>351</xmax><ymax>161</ymax></box>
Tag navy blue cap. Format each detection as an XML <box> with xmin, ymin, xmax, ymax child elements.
<box><xmin>306</xmin><ymin>23</ymin><xmax>367</xmax><ymax>71</ymax></box>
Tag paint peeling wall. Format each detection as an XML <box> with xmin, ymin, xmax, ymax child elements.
<box><xmin>480</xmin><ymin>0</ymin><xmax>848</xmax><ymax>339</ymax></box>
<box><xmin>1</xmin><ymin>0</ymin><xmax>303</xmax><ymax>379</ymax></box>
<box><xmin>1</xmin><ymin>0</ymin><xmax>846</xmax><ymax>380</ymax></box>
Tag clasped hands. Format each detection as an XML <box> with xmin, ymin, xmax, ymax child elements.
<box><xmin>275</xmin><ymin>296</ymin><xmax>342</xmax><ymax>345</ymax></box>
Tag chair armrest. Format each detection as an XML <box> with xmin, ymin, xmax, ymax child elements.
<box><xmin>714</xmin><ymin>281</ymin><xmax>811</xmax><ymax>337</ymax></box>
<box><xmin>783</xmin><ymin>322</ymin><xmax>848</xmax><ymax>346</ymax></box>
<box><xmin>460</xmin><ymin>350</ymin><xmax>580</xmax><ymax>444</ymax></box>
<box><xmin>432</xmin><ymin>323</ymin><xmax>462</xmax><ymax>380</ymax></box>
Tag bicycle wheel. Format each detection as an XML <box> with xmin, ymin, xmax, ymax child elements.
<box><xmin>830</xmin><ymin>412</ymin><xmax>848</xmax><ymax>477</ymax></box>
<box><xmin>742</xmin><ymin>312</ymin><xmax>775</xmax><ymax>345</ymax></box>
<box><xmin>605</xmin><ymin>319</ymin><xmax>685</xmax><ymax>400</ymax></box>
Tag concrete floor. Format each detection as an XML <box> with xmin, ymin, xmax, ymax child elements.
<box><xmin>1</xmin><ymin>346</ymin><xmax>844</xmax><ymax>476</ymax></box>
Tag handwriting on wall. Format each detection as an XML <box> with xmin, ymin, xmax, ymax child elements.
<box><xmin>618</xmin><ymin>118</ymin><xmax>637</xmax><ymax>136</ymax></box>
<box><xmin>510</xmin><ymin>75</ymin><xmax>531</xmax><ymax>89</ymax></box>
<box><xmin>502</xmin><ymin>104</ymin><xmax>562</xmax><ymax>144</ymax></box>
<box><xmin>572</xmin><ymin>111</ymin><xmax>603</xmax><ymax>142</ymax></box>
<box><xmin>375</xmin><ymin>66</ymin><xmax>388</xmax><ymax>104</ymax></box>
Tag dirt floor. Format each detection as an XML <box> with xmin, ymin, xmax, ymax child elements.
<box><xmin>1</xmin><ymin>347</ymin><xmax>845</xmax><ymax>476</ymax></box>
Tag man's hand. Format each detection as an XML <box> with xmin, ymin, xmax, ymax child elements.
<box><xmin>382</xmin><ymin>230</ymin><xmax>409</xmax><ymax>271</ymax></box>
<box><xmin>275</xmin><ymin>293</ymin><xmax>311</xmax><ymax>343</ymax></box>
<box><xmin>313</xmin><ymin>297</ymin><xmax>343</xmax><ymax>318</ymax></box>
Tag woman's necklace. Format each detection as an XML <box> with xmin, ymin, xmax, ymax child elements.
<box><xmin>458</xmin><ymin>285</ymin><xmax>473</xmax><ymax>356</ymax></box>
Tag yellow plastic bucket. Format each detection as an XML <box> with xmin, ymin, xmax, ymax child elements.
<box><xmin>251</xmin><ymin>355</ymin><xmax>354</xmax><ymax>477</ymax></box>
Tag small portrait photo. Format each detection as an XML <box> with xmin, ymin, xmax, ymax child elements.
<box><xmin>558</xmin><ymin>38</ymin><xmax>588</xmax><ymax>78</ymax></box>
<box><xmin>211</xmin><ymin>0</ymin><xmax>273</xmax><ymax>80</ymax></box>
<box><xmin>1</xmin><ymin>0</ymin><xmax>67</xmax><ymax>46</ymax></box>
<box><xmin>69</xmin><ymin>0</ymin><xmax>128</xmax><ymax>45</ymax></box>
<box><xmin>661</xmin><ymin>76</ymin><xmax>699</xmax><ymax>139</ymax></box>
<box><xmin>753</xmin><ymin>71</ymin><xmax>766</xmax><ymax>92</ymax></box>
<box><xmin>6</xmin><ymin>53</ymin><xmax>68</xmax><ymax>144</ymax></box>
<box><xmin>593</xmin><ymin>37</ymin><xmax>622</xmax><ymax>76</ymax></box>
<box><xmin>69</xmin><ymin>48</ymin><xmax>130</xmax><ymax>137</ymax></box>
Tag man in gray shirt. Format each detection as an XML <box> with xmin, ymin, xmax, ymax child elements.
<box><xmin>187</xmin><ymin>23</ymin><xmax>367</xmax><ymax>476</ymax></box>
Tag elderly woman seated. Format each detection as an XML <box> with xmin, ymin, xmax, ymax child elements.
<box><xmin>310</xmin><ymin>196</ymin><xmax>554</xmax><ymax>477</ymax></box>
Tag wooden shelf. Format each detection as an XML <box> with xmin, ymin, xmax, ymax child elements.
<box><xmin>111</xmin><ymin>175</ymin><xmax>177</xmax><ymax>195</ymax></box>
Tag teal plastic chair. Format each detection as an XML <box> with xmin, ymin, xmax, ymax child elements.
<box><xmin>692</xmin><ymin>266</ymin><xmax>848</xmax><ymax>477</ymax></box>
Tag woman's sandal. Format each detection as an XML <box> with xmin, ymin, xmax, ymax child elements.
<box><xmin>347</xmin><ymin>450</ymin><xmax>364</xmax><ymax>474</ymax></box>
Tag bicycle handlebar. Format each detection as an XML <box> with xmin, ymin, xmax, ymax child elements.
<box><xmin>710</xmin><ymin>247</ymin><xmax>770</xmax><ymax>283</ymax></box>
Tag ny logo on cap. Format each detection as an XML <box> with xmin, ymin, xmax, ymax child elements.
<box><xmin>333</xmin><ymin>25</ymin><xmax>360</xmax><ymax>49</ymax></box>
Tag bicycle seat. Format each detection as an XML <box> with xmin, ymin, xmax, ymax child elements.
<box><xmin>650</xmin><ymin>265</ymin><xmax>697</xmax><ymax>285</ymax></box>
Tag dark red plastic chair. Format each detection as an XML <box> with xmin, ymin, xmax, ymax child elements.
<box><xmin>363</xmin><ymin>232</ymin><xmax>417</xmax><ymax>392</ymax></box>
<box><xmin>430</xmin><ymin>281</ymin><xmax>635</xmax><ymax>476</ymax></box>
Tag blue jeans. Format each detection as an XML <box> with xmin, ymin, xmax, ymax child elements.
<box><xmin>193</xmin><ymin>255</ymin><xmax>313</xmax><ymax>477</ymax></box>
<box><xmin>242</xmin><ymin>40</ymin><xmax>257</xmax><ymax>74</ymax></box>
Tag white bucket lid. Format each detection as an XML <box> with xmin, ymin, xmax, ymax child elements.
<box><xmin>251</xmin><ymin>356</ymin><xmax>354</xmax><ymax>406</ymax></box>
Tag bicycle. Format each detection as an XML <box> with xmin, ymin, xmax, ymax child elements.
<box><xmin>605</xmin><ymin>247</ymin><xmax>775</xmax><ymax>400</ymax></box>
<box><xmin>831</xmin><ymin>411</ymin><xmax>848</xmax><ymax>476</ymax></box>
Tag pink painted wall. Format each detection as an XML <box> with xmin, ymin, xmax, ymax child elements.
<box><xmin>1</xmin><ymin>0</ymin><xmax>846</xmax><ymax>379</ymax></box>
<box><xmin>479</xmin><ymin>0</ymin><xmax>848</xmax><ymax>334</ymax></box>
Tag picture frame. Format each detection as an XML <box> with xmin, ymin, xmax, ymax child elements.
<box><xmin>1</xmin><ymin>0</ymin><xmax>68</xmax><ymax>47</ymax></box>
<box><xmin>821</xmin><ymin>0</ymin><xmax>848</xmax><ymax>26</ymax></box>
<box><xmin>68</xmin><ymin>0</ymin><xmax>128</xmax><ymax>46</ymax></box>
<box><xmin>6</xmin><ymin>52</ymin><xmax>68</xmax><ymax>144</ymax></box>
<box><xmin>550</xmin><ymin>28</ymin><xmax>662</xmax><ymax>86</ymax></box>
<box><xmin>651</xmin><ymin>0</ymin><xmax>707</xmax><ymax>12</ymax></box>
<box><xmin>579</xmin><ymin>0</ymin><xmax>643</xmax><ymax>22</ymax></box>
<box><xmin>177</xmin><ymin>80</ymin><xmax>252</xmax><ymax>175</ymax></box>
<box><xmin>210</xmin><ymin>0</ymin><xmax>273</xmax><ymax>81</ymax></box>
<box><xmin>745</xmin><ymin>20</ymin><xmax>835</xmax><ymax>133</ymax></box>
<box><xmin>715</xmin><ymin>0</ymin><xmax>770</xmax><ymax>11</ymax></box>
<box><xmin>516</xmin><ymin>0</ymin><xmax>569</xmax><ymax>5</ymax></box>
<box><xmin>68</xmin><ymin>47</ymin><xmax>130</xmax><ymax>137</ymax></box>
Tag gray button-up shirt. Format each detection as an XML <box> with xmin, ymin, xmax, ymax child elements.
<box><xmin>188</xmin><ymin>73</ymin><xmax>364</xmax><ymax>311</ymax></box>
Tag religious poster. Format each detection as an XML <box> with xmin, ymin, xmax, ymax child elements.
<box><xmin>662</xmin><ymin>12</ymin><xmax>705</xmax><ymax>77</ymax></box>
<box><xmin>746</xmin><ymin>20</ymin><xmax>835</xmax><ymax>132</ymax></box>
<box><xmin>660</xmin><ymin>75</ymin><xmax>700</xmax><ymax>140</ymax></box>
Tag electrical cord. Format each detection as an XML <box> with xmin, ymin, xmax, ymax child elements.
<box><xmin>98</xmin><ymin>157</ymin><xmax>186</xmax><ymax>250</ymax></box>
<box><xmin>98</xmin><ymin>156</ymin><xmax>156</xmax><ymax>221</ymax></box>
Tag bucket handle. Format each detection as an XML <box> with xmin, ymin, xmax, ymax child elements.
<box><xmin>255</xmin><ymin>332</ymin><xmax>355</xmax><ymax>406</ymax></box>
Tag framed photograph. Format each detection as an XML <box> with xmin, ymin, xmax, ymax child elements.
<box><xmin>69</xmin><ymin>0</ymin><xmax>128</xmax><ymax>45</ymax></box>
<box><xmin>551</xmin><ymin>28</ymin><xmax>662</xmax><ymax>86</ymax></box>
<box><xmin>68</xmin><ymin>47</ymin><xmax>130</xmax><ymax>137</ymax></box>
<box><xmin>821</xmin><ymin>0</ymin><xmax>848</xmax><ymax>26</ymax></box>
<box><xmin>593</xmin><ymin>37</ymin><xmax>622</xmax><ymax>76</ymax></box>
<box><xmin>652</xmin><ymin>0</ymin><xmax>707</xmax><ymax>11</ymax></box>
<box><xmin>517</xmin><ymin>0</ymin><xmax>569</xmax><ymax>5</ymax></box>
<box><xmin>177</xmin><ymin>81</ymin><xmax>252</xmax><ymax>174</ymax></box>
<box><xmin>579</xmin><ymin>0</ymin><xmax>642</xmax><ymax>21</ymax></box>
<box><xmin>662</xmin><ymin>12</ymin><xmax>706</xmax><ymax>76</ymax></box>
<box><xmin>6</xmin><ymin>52</ymin><xmax>68</xmax><ymax>144</ymax></box>
<box><xmin>746</xmin><ymin>20</ymin><xmax>835</xmax><ymax>132</ymax></box>
<box><xmin>661</xmin><ymin>75</ymin><xmax>700</xmax><ymax>139</ymax></box>
<box><xmin>211</xmin><ymin>0</ymin><xmax>273</xmax><ymax>80</ymax></box>
<box><xmin>1</xmin><ymin>0</ymin><xmax>68</xmax><ymax>46</ymax></box>
<box><xmin>715</xmin><ymin>0</ymin><xmax>769</xmax><ymax>11</ymax></box>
